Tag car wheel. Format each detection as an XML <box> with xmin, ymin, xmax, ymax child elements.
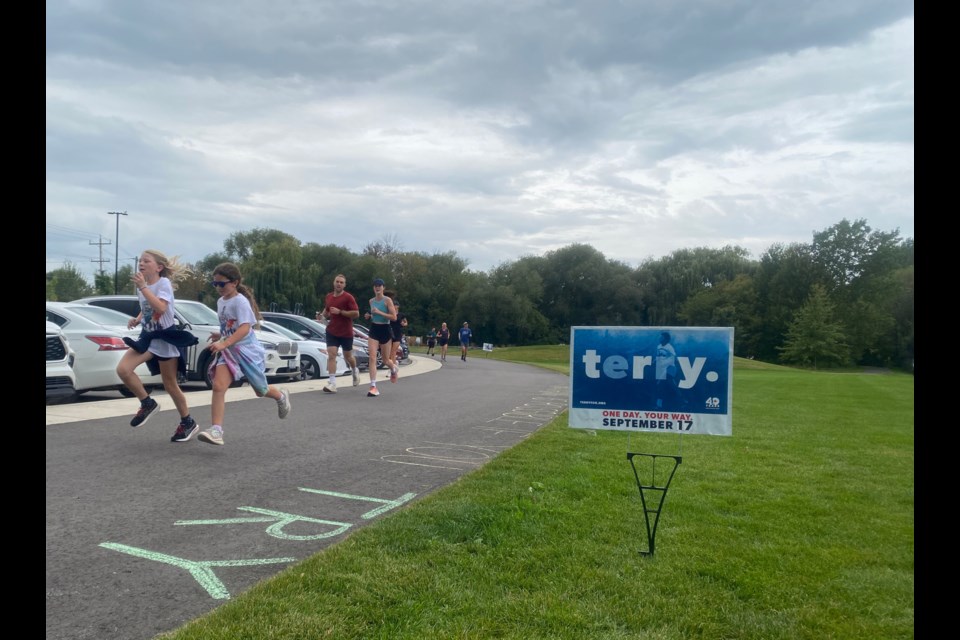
<box><xmin>376</xmin><ymin>350</ymin><xmax>385</xmax><ymax>369</ymax></box>
<box><xmin>299</xmin><ymin>355</ymin><xmax>322</xmax><ymax>381</ymax></box>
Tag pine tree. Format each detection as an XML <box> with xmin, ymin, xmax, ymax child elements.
<box><xmin>777</xmin><ymin>284</ymin><xmax>850</xmax><ymax>369</ymax></box>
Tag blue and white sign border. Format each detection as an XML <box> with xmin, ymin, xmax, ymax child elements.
<box><xmin>568</xmin><ymin>326</ymin><xmax>734</xmax><ymax>436</ymax></box>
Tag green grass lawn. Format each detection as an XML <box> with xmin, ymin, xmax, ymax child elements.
<box><xmin>162</xmin><ymin>347</ymin><xmax>914</xmax><ymax>640</ymax></box>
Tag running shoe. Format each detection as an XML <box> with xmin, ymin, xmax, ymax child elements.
<box><xmin>352</xmin><ymin>368</ymin><xmax>360</xmax><ymax>387</ymax></box>
<box><xmin>130</xmin><ymin>397</ymin><xmax>160</xmax><ymax>428</ymax></box>
<box><xmin>322</xmin><ymin>383</ymin><xmax>337</xmax><ymax>394</ymax></box>
<box><xmin>277</xmin><ymin>388</ymin><xmax>292</xmax><ymax>418</ymax></box>
<box><xmin>367</xmin><ymin>387</ymin><xmax>380</xmax><ymax>397</ymax></box>
<box><xmin>170</xmin><ymin>416</ymin><xmax>198</xmax><ymax>442</ymax></box>
<box><xmin>197</xmin><ymin>426</ymin><xmax>224</xmax><ymax>446</ymax></box>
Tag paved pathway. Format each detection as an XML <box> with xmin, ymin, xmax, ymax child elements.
<box><xmin>46</xmin><ymin>354</ymin><xmax>569</xmax><ymax>640</ymax></box>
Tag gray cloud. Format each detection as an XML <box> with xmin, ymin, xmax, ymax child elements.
<box><xmin>46</xmin><ymin>0</ymin><xmax>914</xmax><ymax>280</ymax></box>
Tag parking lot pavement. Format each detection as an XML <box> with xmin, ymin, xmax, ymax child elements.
<box><xmin>45</xmin><ymin>356</ymin><xmax>440</xmax><ymax>426</ymax></box>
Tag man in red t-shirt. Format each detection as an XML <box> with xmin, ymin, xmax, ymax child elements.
<box><xmin>316</xmin><ymin>273</ymin><xmax>361</xmax><ymax>393</ymax></box>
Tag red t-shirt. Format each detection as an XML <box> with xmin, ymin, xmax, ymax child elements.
<box><xmin>324</xmin><ymin>291</ymin><xmax>359</xmax><ymax>338</ymax></box>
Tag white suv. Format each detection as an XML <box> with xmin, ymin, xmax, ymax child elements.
<box><xmin>71</xmin><ymin>296</ymin><xmax>300</xmax><ymax>387</ymax></box>
<box><xmin>46</xmin><ymin>320</ymin><xmax>77</xmax><ymax>404</ymax></box>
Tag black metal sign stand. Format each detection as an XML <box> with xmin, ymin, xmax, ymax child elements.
<box><xmin>626</xmin><ymin>452</ymin><xmax>682</xmax><ymax>556</ymax></box>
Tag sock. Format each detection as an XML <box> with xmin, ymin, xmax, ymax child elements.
<box><xmin>211</xmin><ymin>424</ymin><xmax>222</xmax><ymax>433</ymax></box>
<box><xmin>328</xmin><ymin>374</ymin><xmax>336</xmax><ymax>385</ymax></box>
<box><xmin>142</xmin><ymin>396</ymin><xmax>154</xmax><ymax>406</ymax></box>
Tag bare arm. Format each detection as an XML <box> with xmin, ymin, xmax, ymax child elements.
<box><xmin>383</xmin><ymin>299</ymin><xmax>398</xmax><ymax>321</ymax></box>
<box><xmin>208</xmin><ymin>322</ymin><xmax>251</xmax><ymax>353</ymax></box>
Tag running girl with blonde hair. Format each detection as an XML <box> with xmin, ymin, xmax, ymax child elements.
<box><xmin>116</xmin><ymin>249</ymin><xmax>200</xmax><ymax>442</ymax></box>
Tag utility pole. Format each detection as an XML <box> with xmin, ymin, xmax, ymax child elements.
<box><xmin>89</xmin><ymin>235</ymin><xmax>112</xmax><ymax>275</ymax></box>
<box><xmin>107</xmin><ymin>211</ymin><xmax>128</xmax><ymax>294</ymax></box>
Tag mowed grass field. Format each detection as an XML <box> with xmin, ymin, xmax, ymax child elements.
<box><xmin>163</xmin><ymin>347</ymin><xmax>914</xmax><ymax>640</ymax></box>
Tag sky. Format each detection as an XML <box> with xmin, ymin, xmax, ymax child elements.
<box><xmin>46</xmin><ymin>0</ymin><xmax>914</xmax><ymax>284</ymax></box>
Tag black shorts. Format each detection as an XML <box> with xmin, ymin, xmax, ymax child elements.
<box><xmin>144</xmin><ymin>354</ymin><xmax>176</xmax><ymax>376</ymax></box>
<box><xmin>325</xmin><ymin>333</ymin><xmax>353</xmax><ymax>351</ymax></box>
<box><xmin>391</xmin><ymin>327</ymin><xmax>404</xmax><ymax>342</ymax></box>
<box><xmin>427</xmin><ymin>338</ymin><xmax>436</xmax><ymax>347</ymax></box>
<box><xmin>438</xmin><ymin>338</ymin><xmax>448</xmax><ymax>346</ymax></box>
<box><xmin>368</xmin><ymin>323</ymin><xmax>393</xmax><ymax>344</ymax></box>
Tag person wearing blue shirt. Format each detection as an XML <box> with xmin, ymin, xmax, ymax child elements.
<box><xmin>459</xmin><ymin>322</ymin><xmax>473</xmax><ymax>362</ymax></box>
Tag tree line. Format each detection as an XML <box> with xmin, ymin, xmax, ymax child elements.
<box><xmin>46</xmin><ymin>218</ymin><xmax>913</xmax><ymax>370</ymax></box>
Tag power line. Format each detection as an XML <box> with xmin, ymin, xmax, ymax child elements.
<box><xmin>45</xmin><ymin>223</ymin><xmax>103</xmax><ymax>241</ymax></box>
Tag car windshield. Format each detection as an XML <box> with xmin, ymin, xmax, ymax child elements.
<box><xmin>261</xmin><ymin>321</ymin><xmax>304</xmax><ymax>342</ymax></box>
<box><xmin>177</xmin><ymin>300</ymin><xmax>220</xmax><ymax>326</ymax></box>
<box><xmin>65</xmin><ymin>305</ymin><xmax>133</xmax><ymax>326</ymax></box>
<box><xmin>269</xmin><ymin>314</ymin><xmax>327</xmax><ymax>339</ymax></box>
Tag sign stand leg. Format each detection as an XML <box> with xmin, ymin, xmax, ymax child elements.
<box><xmin>626</xmin><ymin>452</ymin><xmax>682</xmax><ymax>556</ymax></box>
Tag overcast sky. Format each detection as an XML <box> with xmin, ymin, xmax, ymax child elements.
<box><xmin>46</xmin><ymin>0</ymin><xmax>914</xmax><ymax>283</ymax></box>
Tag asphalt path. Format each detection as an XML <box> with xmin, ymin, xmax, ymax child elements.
<box><xmin>46</xmin><ymin>354</ymin><xmax>569</xmax><ymax>640</ymax></box>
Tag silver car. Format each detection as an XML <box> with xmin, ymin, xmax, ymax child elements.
<box><xmin>259</xmin><ymin>320</ymin><xmax>350</xmax><ymax>381</ymax></box>
<box><xmin>260</xmin><ymin>311</ymin><xmax>373</xmax><ymax>371</ymax></box>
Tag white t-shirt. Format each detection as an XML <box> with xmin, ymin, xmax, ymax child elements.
<box><xmin>138</xmin><ymin>277</ymin><xmax>180</xmax><ymax>358</ymax></box>
<box><xmin>217</xmin><ymin>295</ymin><xmax>259</xmax><ymax>342</ymax></box>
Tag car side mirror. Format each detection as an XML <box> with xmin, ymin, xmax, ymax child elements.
<box><xmin>300</xmin><ymin>329</ymin><xmax>311</xmax><ymax>339</ymax></box>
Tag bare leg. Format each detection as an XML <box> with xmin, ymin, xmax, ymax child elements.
<box><xmin>368</xmin><ymin>339</ymin><xmax>380</xmax><ymax>383</ymax></box>
<box><xmin>343</xmin><ymin>350</ymin><xmax>357</xmax><ymax>370</ymax></box>
<box><xmin>382</xmin><ymin>342</ymin><xmax>396</xmax><ymax>374</ymax></box>
<box><xmin>326</xmin><ymin>345</ymin><xmax>340</xmax><ymax>377</ymax></box>
<box><xmin>158</xmin><ymin>357</ymin><xmax>190</xmax><ymax>418</ymax></box>
<box><xmin>116</xmin><ymin>349</ymin><xmax>154</xmax><ymax>401</ymax></box>
<box><xmin>211</xmin><ymin>364</ymin><xmax>232</xmax><ymax>427</ymax></box>
<box><xmin>262</xmin><ymin>385</ymin><xmax>283</xmax><ymax>401</ymax></box>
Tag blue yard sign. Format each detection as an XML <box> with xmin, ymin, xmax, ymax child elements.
<box><xmin>568</xmin><ymin>326</ymin><xmax>734</xmax><ymax>436</ymax></box>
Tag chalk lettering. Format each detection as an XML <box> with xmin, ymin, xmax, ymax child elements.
<box><xmin>99</xmin><ymin>542</ymin><xmax>294</xmax><ymax>600</ymax></box>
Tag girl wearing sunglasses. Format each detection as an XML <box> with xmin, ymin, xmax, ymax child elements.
<box><xmin>198</xmin><ymin>262</ymin><xmax>292</xmax><ymax>445</ymax></box>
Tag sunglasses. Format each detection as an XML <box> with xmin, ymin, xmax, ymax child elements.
<box><xmin>210</xmin><ymin>280</ymin><xmax>233</xmax><ymax>288</ymax></box>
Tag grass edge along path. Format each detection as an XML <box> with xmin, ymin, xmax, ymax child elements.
<box><xmin>161</xmin><ymin>349</ymin><xmax>914</xmax><ymax>640</ymax></box>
